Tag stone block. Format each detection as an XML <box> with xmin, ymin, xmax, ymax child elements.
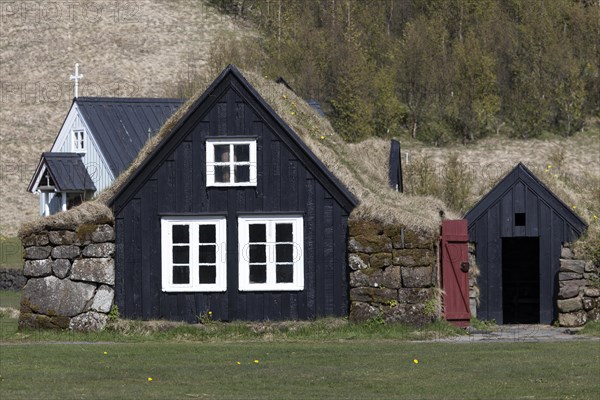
<box><xmin>584</xmin><ymin>273</ymin><xmax>599</xmax><ymax>281</ymax></box>
<box><xmin>348</xmin><ymin>235</ymin><xmax>392</xmax><ymax>254</ymax></box>
<box><xmin>557</xmin><ymin>284</ymin><xmax>581</xmax><ymax>299</ymax></box>
<box><xmin>48</xmin><ymin>230</ymin><xmax>78</xmax><ymax>245</ymax></box>
<box><xmin>91</xmin><ymin>224</ymin><xmax>115</xmax><ymax>243</ymax></box>
<box><xmin>23</xmin><ymin>259</ymin><xmax>53</xmax><ymax>277</ymax></box>
<box><xmin>558</xmin><ymin>272</ymin><xmax>583</xmax><ymax>281</ymax></box>
<box><xmin>349</xmin><ymin>301</ymin><xmax>380</xmax><ymax>322</ymax></box>
<box><xmin>557</xmin><ymin>297</ymin><xmax>583</xmax><ymax>313</ymax></box>
<box><xmin>91</xmin><ymin>285</ymin><xmax>114</xmax><ymax>313</ymax></box>
<box><xmin>587</xmin><ymin>308</ymin><xmax>600</xmax><ymax>322</ymax></box>
<box><xmin>560</xmin><ymin>260</ymin><xmax>585</xmax><ymax>274</ymax></box>
<box><xmin>583</xmin><ymin>287</ymin><xmax>600</xmax><ymax>297</ymax></box>
<box><xmin>392</xmin><ymin>249</ymin><xmax>433</xmax><ymax>267</ymax></box>
<box><xmin>383</xmin><ymin>224</ymin><xmax>401</xmax><ymax>238</ymax></box>
<box><xmin>350</xmin><ymin>287</ymin><xmax>397</xmax><ymax>303</ymax></box>
<box><xmin>69</xmin><ymin>311</ymin><xmax>109</xmax><ymax>331</ymax></box>
<box><xmin>21</xmin><ymin>275</ymin><xmax>96</xmax><ymax>317</ymax></box>
<box><xmin>559</xmin><ymin>279</ymin><xmax>586</xmax><ymax>288</ymax></box>
<box><xmin>52</xmin><ymin>259</ymin><xmax>71</xmax><ymax>279</ymax></box>
<box><xmin>383</xmin><ymin>303</ymin><xmax>434</xmax><ymax>325</ymax></box>
<box><xmin>558</xmin><ymin>311</ymin><xmax>587</xmax><ymax>327</ymax></box>
<box><xmin>348</xmin><ymin>253</ymin><xmax>369</xmax><ymax>270</ymax></box>
<box><xmin>402</xmin><ymin>230</ymin><xmax>434</xmax><ymax>249</ymax></box>
<box><xmin>51</xmin><ymin>245</ymin><xmax>81</xmax><ymax>260</ymax></box>
<box><xmin>349</xmin><ymin>269</ymin><xmax>383</xmax><ymax>288</ymax></box>
<box><xmin>401</xmin><ymin>266</ymin><xmax>432</xmax><ymax>288</ymax></box>
<box><xmin>18</xmin><ymin>313</ymin><xmax>70</xmax><ymax>330</ymax></box>
<box><xmin>71</xmin><ymin>258</ymin><xmax>115</xmax><ymax>285</ymax></box>
<box><xmin>397</xmin><ymin>288</ymin><xmax>430</xmax><ymax>304</ymax></box>
<box><xmin>24</xmin><ymin>246</ymin><xmax>52</xmax><ymax>260</ymax></box>
<box><xmin>348</xmin><ymin>220</ymin><xmax>382</xmax><ymax>237</ymax></box>
<box><xmin>21</xmin><ymin>233</ymin><xmax>49</xmax><ymax>247</ymax></box>
<box><xmin>583</xmin><ymin>297</ymin><xmax>595</xmax><ymax>311</ymax></box>
<box><xmin>381</xmin><ymin>266</ymin><xmax>402</xmax><ymax>289</ymax></box>
<box><xmin>370</xmin><ymin>253</ymin><xmax>392</xmax><ymax>269</ymax></box>
<box><xmin>584</xmin><ymin>262</ymin><xmax>596</xmax><ymax>273</ymax></box>
<box><xmin>560</xmin><ymin>247</ymin><xmax>573</xmax><ymax>259</ymax></box>
<box><xmin>83</xmin><ymin>243</ymin><xmax>115</xmax><ymax>258</ymax></box>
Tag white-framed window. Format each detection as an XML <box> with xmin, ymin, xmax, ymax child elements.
<box><xmin>206</xmin><ymin>139</ymin><xmax>257</xmax><ymax>186</ymax></box>
<box><xmin>238</xmin><ymin>215</ymin><xmax>304</xmax><ymax>291</ymax></box>
<box><xmin>73</xmin><ymin>130</ymin><xmax>85</xmax><ymax>152</ymax></box>
<box><xmin>161</xmin><ymin>217</ymin><xmax>227</xmax><ymax>292</ymax></box>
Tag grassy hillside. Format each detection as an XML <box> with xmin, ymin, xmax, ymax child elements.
<box><xmin>0</xmin><ymin>0</ymin><xmax>254</xmax><ymax>236</ymax></box>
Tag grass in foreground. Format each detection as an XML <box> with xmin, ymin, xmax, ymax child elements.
<box><xmin>1</xmin><ymin>338</ymin><xmax>598</xmax><ymax>399</ymax></box>
<box><xmin>0</xmin><ymin>290</ymin><xmax>21</xmax><ymax>309</ymax></box>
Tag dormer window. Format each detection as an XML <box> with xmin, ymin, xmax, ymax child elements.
<box><xmin>206</xmin><ymin>139</ymin><xmax>257</xmax><ymax>186</ymax></box>
<box><xmin>73</xmin><ymin>130</ymin><xmax>85</xmax><ymax>152</ymax></box>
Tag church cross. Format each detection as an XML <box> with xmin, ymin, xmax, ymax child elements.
<box><xmin>69</xmin><ymin>63</ymin><xmax>83</xmax><ymax>98</ymax></box>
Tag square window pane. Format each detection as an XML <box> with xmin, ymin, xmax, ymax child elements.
<box><xmin>199</xmin><ymin>225</ymin><xmax>216</xmax><ymax>243</ymax></box>
<box><xmin>199</xmin><ymin>265</ymin><xmax>216</xmax><ymax>284</ymax></box>
<box><xmin>173</xmin><ymin>246</ymin><xmax>189</xmax><ymax>264</ymax></box>
<box><xmin>199</xmin><ymin>245</ymin><xmax>216</xmax><ymax>263</ymax></box>
<box><xmin>234</xmin><ymin>165</ymin><xmax>250</xmax><ymax>183</ymax></box>
<box><xmin>249</xmin><ymin>244</ymin><xmax>266</xmax><ymax>263</ymax></box>
<box><xmin>173</xmin><ymin>265</ymin><xmax>189</xmax><ymax>284</ymax></box>
<box><xmin>249</xmin><ymin>264</ymin><xmax>266</xmax><ymax>283</ymax></box>
<box><xmin>276</xmin><ymin>244</ymin><xmax>294</xmax><ymax>263</ymax></box>
<box><xmin>234</xmin><ymin>144</ymin><xmax>250</xmax><ymax>162</ymax></box>
<box><xmin>249</xmin><ymin>224</ymin><xmax>266</xmax><ymax>242</ymax></box>
<box><xmin>215</xmin><ymin>166</ymin><xmax>230</xmax><ymax>183</ymax></box>
<box><xmin>276</xmin><ymin>264</ymin><xmax>294</xmax><ymax>283</ymax></box>
<box><xmin>276</xmin><ymin>224</ymin><xmax>293</xmax><ymax>242</ymax></box>
<box><xmin>172</xmin><ymin>225</ymin><xmax>189</xmax><ymax>243</ymax></box>
<box><xmin>214</xmin><ymin>145</ymin><xmax>230</xmax><ymax>162</ymax></box>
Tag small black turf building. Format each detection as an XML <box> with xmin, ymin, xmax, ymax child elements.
<box><xmin>109</xmin><ymin>65</ymin><xmax>357</xmax><ymax>322</ymax></box>
<box><xmin>465</xmin><ymin>163</ymin><xmax>587</xmax><ymax>324</ymax></box>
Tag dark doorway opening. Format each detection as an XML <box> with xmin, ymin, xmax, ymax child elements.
<box><xmin>502</xmin><ymin>237</ymin><xmax>540</xmax><ymax>323</ymax></box>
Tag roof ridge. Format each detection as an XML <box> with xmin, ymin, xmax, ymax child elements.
<box><xmin>76</xmin><ymin>97</ymin><xmax>186</xmax><ymax>103</ymax></box>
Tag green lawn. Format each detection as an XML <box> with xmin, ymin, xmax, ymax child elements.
<box><xmin>0</xmin><ymin>315</ymin><xmax>599</xmax><ymax>400</ymax></box>
<box><xmin>0</xmin><ymin>237</ymin><xmax>22</xmax><ymax>269</ymax></box>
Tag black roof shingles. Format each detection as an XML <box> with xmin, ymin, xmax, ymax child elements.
<box><xmin>76</xmin><ymin>97</ymin><xmax>185</xmax><ymax>176</ymax></box>
<box><xmin>41</xmin><ymin>152</ymin><xmax>96</xmax><ymax>192</ymax></box>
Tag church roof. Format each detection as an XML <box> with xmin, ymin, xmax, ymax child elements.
<box><xmin>76</xmin><ymin>97</ymin><xmax>184</xmax><ymax>176</ymax></box>
<box><xmin>28</xmin><ymin>153</ymin><xmax>96</xmax><ymax>192</ymax></box>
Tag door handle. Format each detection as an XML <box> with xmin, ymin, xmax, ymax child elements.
<box><xmin>461</xmin><ymin>262</ymin><xmax>470</xmax><ymax>273</ymax></box>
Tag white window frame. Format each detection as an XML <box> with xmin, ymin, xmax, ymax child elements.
<box><xmin>206</xmin><ymin>139</ymin><xmax>257</xmax><ymax>187</ymax></box>
<box><xmin>72</xmin><ymin>129</ymin><xmax>85</xmax><ymax>153</ymax></box>
<box><xmin>238</xmin><ymin>215</ymin><xmax>304</xmax><ymax>291</ymax></box>
<box><xmin>161</xmin><ymin>217</ymin><xmax>227</xmax><ymax>292</ymax></box>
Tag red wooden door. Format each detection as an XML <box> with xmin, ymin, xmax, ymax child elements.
<box><xmin>441</xmin><ymin>220</ymin><xmax>470</xmax><ymax>327</ymax></box>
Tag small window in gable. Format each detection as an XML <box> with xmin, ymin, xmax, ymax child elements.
<box><xmin>73</xmin><ymin>130</ymin><xmax>85</xmax><ymax>153</ymax></box>
<box><xmin>238</xmin><ymin>215</ymin><xmax>304</xmax><ymax>291</ymax></box>
<box><xmin>161</xmin><ymin>217</ymin><xmax>227</xmax><ymax>292</ymax></box>
<box><xmin>206</xmin><ymin>139</ymin><xmax>257</xmax><ymax>186</ymax></box>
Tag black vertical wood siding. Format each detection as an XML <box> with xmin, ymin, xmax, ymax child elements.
<box><xmin>466</xmin><ymin>164</ymin><xmax>586</xmax><ymax>324</ymax></box>
<box><xmin>112</xmin><ymin>74</ymin><xmax>354</xmax><ymax>322</ymax></box>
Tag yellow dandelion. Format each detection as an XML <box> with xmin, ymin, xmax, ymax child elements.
<box><xmin>547</xmin><ymin>165</ymin><xmax>552</xmax><ymax>169</ymax></box>
<box><xmin>553</xmin><ymin>174</ymin><xmax>558</xmax><ymax>178</ymax></box>
<box><xmin>572</xmin><ymin>205</ymin><xmax>577</xmax><ymax>209</ymax></box>
<box><xmin>103</xmin><ymin>351</ymin><xmax>108</xmax><ymax>355</ymax></box>
<box><xmin>320</xmin><ymin>135</ymin><xmax>325</xmax><ymax>140</ymax></box>
<box><xmin>236</xmin><ymin>361</ymin><xmax>241</xmax><ymax>365</ymax></box>
<box><xmin>254</xmin><ymin>359</ymin><xmax>259</xmax><ymax>364</ymax></box>
<box><xmin>594</xmin><ymin>214</ymin><xmax>597</xmax><ymax>220</ymax></box>
<box><xmin>148</xmin><ymin>377</ymin><xmax>153</xmax><ymax>382</ymax></box>
<box><xmin>413</xmin><ymin>359</ymin><xmax>419</xmax><ymax>364</ymax></box>
<box><xmin>208</xmin><ymin>311</ymin><xmax>212</xmax><ymax>315</ymax></box>
<box><xmin>291</xmin><ymin>111</ymin><xmax>296</xmax><ymax>116</ymax></box>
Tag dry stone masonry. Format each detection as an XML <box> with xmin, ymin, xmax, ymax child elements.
<box><xmin>19</xmin><ymin>221</ymin><xmax>115</xmax><ymax>331</ymax></box>
<box><xmin>348</xmin><ymin>219</ymin><xmax>438</xmax><ymax>325</ymax></box>
<box><xmin>557</xmin><ymin>243</ymin><xmax>600</xmax><ymax>327</ymax></box>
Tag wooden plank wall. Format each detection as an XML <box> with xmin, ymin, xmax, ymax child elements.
<box><xmin>115</xmin><ymin>87</ymin><xmax>350</xmax><ymax>322</ymax></box>
<box><xmin>468</xmin><ymin>182</ymin><xmax>577</xmax><ymax>324</ymax></box>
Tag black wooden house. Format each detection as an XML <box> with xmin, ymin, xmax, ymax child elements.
<box><xmin>465</xmin><ymin>163</ymin><xmax>587</xmax><ymax>324</ymax></box>
<box><xmin>109</xmin><ymin>65</ymin><xmax>357</xmax><ymax>322</ymax></box>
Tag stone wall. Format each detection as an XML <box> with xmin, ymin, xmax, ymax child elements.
<box><xmin>557</xmin><ymin>243</ymin><xmax>600</xmax><ymax>327</ymax></box>
<box><xmin>0</xmin><ymin>268</ymin><xmax>26</xmax><ymax>290</ymax></box>
<box><xmin>19</xmin><ymin>222</ymin><xmax>115</xmax><ymax>331</ymax></box>
<box><xmin>347</xmin><ymin>219</ymin><xmax>438</xmax><ymax>325</ymax></box>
